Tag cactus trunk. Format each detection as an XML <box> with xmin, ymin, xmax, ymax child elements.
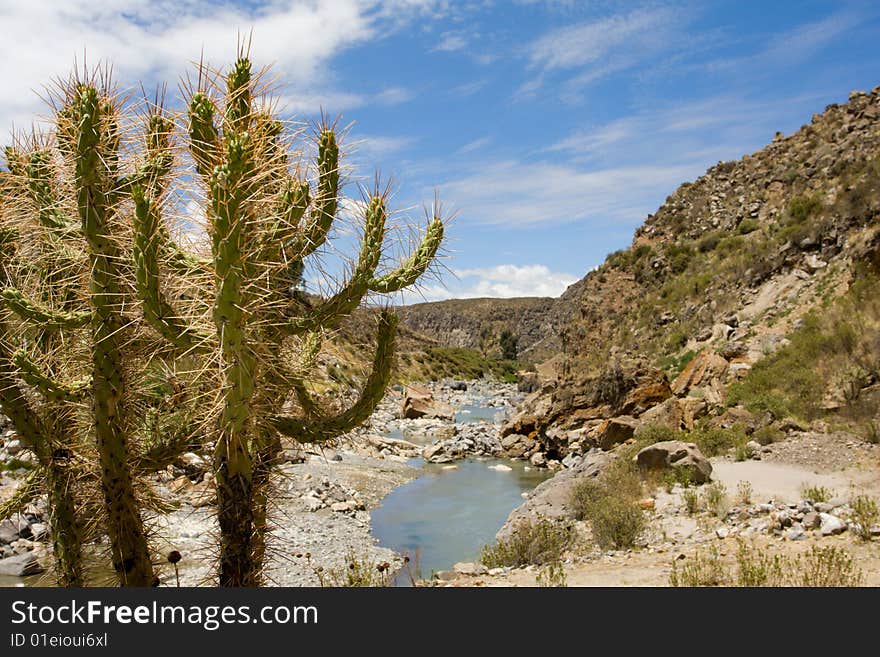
<box><xmin>45</xmin><ymin>453</ymin><xmax>84</xmax><ymax>586</ymax></box>
<box><xmin>73</xmin><ymin>87</ymin><xmax>154</xmax><ymax>586</ymax></box>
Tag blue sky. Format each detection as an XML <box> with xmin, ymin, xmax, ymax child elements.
<box><xmin>2</xmin><ymin>1</ymin><xmax>879</xmax><ymax>302</ymax></box>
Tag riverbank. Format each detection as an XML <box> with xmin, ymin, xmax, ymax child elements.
<box><xmin>428</xmin><ymin>429</ymin><xmax>880</xmax><ymax>587</ymax></box>
<box><xmin>1</xmin><ymin>379</ymin><xmax>528</xmax><ymax>586</ymax></box>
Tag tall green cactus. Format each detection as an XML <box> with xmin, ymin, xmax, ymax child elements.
<box><xmin>0</xmin><ymin>79</ymin><xmax>198</xmax><ymax>586</ymax></box>
<box><xmin>132</xmin><ymin>56</ymin><xmax>445</xmax><ymax>586</ymax></box>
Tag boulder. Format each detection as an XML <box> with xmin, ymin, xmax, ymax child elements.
<box><xmin>819</xmin><ymin>513</ymin><xmax>847</xmax><ymax>536</ymax></box>
<box><xmin>0</xmin><ymin>516</ymin><xmax>29</xmax><ymax>544</ymax></box>
<box><xmin>634</xmin><ymin>440</ymin><xmax>712</xmax><ymax>484</ymax></box>
<box><xmin>516</xmin><ymin>371</ymin><xmax>540</xmax><ymax>394</ymax></box>
<box><xmin>0</xmin><ymin>551</ymin><xmax>44</xmax><ymax>576</ymax></box>
<box><xmin>638</xmin><ymin>397</ymin><xmax>707</xmax><ymax>431</ymax></box>
<box><xmin>619</xmin><ymin>376</ymin><xmax>672</xmax><ymax>416</ymax></box>
<box><xmin>596</xmin><ymin>416</ymin><xmax>639</xmax><ymax>451</ymax></box>
<box><xmin>400</xmin><ymin>385</ymin><xmax>455</xmax><ymax>420</ymax></box>
<box><xmin>671</xmin><ymin>350</ymin><xmax>730</xmax><ymax>403</ymax></box>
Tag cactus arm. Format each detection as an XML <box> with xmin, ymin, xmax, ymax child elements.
<box><xmin>0</xmin><ymin>468</ymin><xmax>41</xmax><ymax>520</ymax></box>
<box><xmin>12</xmin><ymin>350</ymin><xmax>89</xmax><ymax>402</ymax></box>
<box><xmin>134</xmin><ymin>414</ymin><xmax>194</xmax><ymax>474</ymax></box>
<box><xmin>284</xmin><ymin>195</ymin><xmax>387</xmax><ymax>334</ymax></box>
<box><xmin>71</xmin><ymin>84</ymin><xmax>154</xmax><ymax>586</ymax></box>
<box><xmin>189</xmin><ymin>93</ymin><xmax>220</xmax><ymax>179</ymax></box>
<box><xmin>132</xmin><ymin>187</ymin><xmax>211</xmax><ymax>354</ymax></box>
<box><xmin>287</xmin><ymin>130</ymin><xmax>338</xmax><ymax>259</ymax></box>
<box><xmin>113</xmin><ymin>112</ymin><xmax>174</xmax><ymax>200</ymax></box>
<box><xmin>17</xmin><ymin>150</ymin><xmax>70</xmax><ymax>230</ymax></box>
<box><xmin>274</xmin><ymin>311</ymin><xmax>397</xmax><ymax>444</ymax></box>
<box><xmin>0</xmin><ymin>288</ymin><xmax>90</xmax><ymax>330</ymax></box>
<box><xmin>0</xmin><ymin>311</ymin><xmax>50</xmax><ymax>465</ymax></box>
<box><xmin>369</xmin><ymin>216</ymin><xmax>444</xmax><ymax>293</ymax></box>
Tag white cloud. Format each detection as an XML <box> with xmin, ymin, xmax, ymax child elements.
<box><xmin>432</xmin><ymin>31</ymin><xmax>468</xmax><ymax>52</ymax></box>
<box><xmin>0</xmin><ymin>1</ymin><xmax>439</xmax><ymax>131</ymax></box>
<box><xmin>438</xmin><ymin>158</ymin><xmax>697</xmax><ymax>226</ymax></box>
<box><xmin>456</xmin><ymin>136</ymin><xmax>491</xmax><ymax>154</ymax></box>
<box><xmin>449</xmin><ymin>79</ymin><xmax>488</xmax><ymax>97</ymax></box>
<box><xmin>398</xmin><ymin>264</ymin><xmax>579</xmax><ymax>303</ymax></box>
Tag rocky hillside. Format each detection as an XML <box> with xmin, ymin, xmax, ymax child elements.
<box><xmin>501</xmin><ymin>84</ymin><xmax>880</xmax><ymax>457</ymax></box>
<box><xmin>397</xmin><ymin>296</ymin><xmax>561</xmax><ymax>362</ymax></box>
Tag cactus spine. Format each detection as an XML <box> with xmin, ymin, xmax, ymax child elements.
<box><xmin>130</xmin><ymin>55</ymin><xmax>444</xmax><ymax>586</ymax></box>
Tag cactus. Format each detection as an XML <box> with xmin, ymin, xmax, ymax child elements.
<box><xmin>131</xmin><ymin>55</ymin><xmax>444</xmax><ymax>586</ymax></box>
<box><xmin>0</xmin><ymin>155</ymin><xmax>86</xmax><ymax>587</ymax></box>
<box><xmin>0</xmin><ymin>77</ymin><xmax>200</xmax><ymax>586</ymax></box>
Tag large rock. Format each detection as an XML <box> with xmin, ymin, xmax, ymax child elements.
<box><xmin>400</xmin><ymin>385</ymin><xmax>455</xmax><ymax>420</ymax></box>
<box><xmin>0</xmin><ymin>551</ymin><xmax>44</xmax><ymax>576</ymax></box>
<box><xmin>0</xmin><ymin>517</ymin><xmax>29</xmax><ymax>544</ymax></box>
<box><xmin>638</xmin><ymin>397</ymin><xmax>707</xmax><ymax>431</ymax></box>
<box><xmin>671</xmin><ymin>350</ymin><xmax>730</xmax><ymax>403</ymax></box>
<box><xmin>596</xmin><ymin>416</ymin><xmax>639</xmax><ymax>451</ymax></box>
<box><xmin>634</xmin><ymin>440</ymin><xmax>712</xmax><ymax>484</ymax></box>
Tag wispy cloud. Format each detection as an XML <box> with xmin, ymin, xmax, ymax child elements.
<box><xmin>520</xmin><ymin>7</ymin><xmax>685</xmax><ymax>98</ymax></box>
<box><xmin>456</xmin><ymin>136</ymin><xmax>492</xmax><ymax>155</ymax></box>
<box><xmin>432</xmin><ymin>31</ymin><xmax>468</xmax><ymax>52</ymax></box>
<box><xmin>705</xmin><ymin>12</ymin><xmax>863</xmax><ymax>76</ymax></box>
<box><xmin>438</xmin><ymin>158</ymin><xmax>697</xmax><ymax>227</ymax></box>
<box><xmin>450</xmin><ymin>79</ymin><xmax>488</xmax><ymax>97</ymax></box>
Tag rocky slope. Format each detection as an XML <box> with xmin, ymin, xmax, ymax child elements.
<box><xmin>506</xmin><ymin>85</ymin><xmax>880</xmax><ymax>446</ymax></box>
<box><xmin>397</xmin><ymin>296</ymin><xmax>564</xmax><ymax>363</ymax></box>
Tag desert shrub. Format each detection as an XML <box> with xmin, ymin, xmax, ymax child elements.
<box><xmin>787</xmin><ymin>194</ymin><xmax>824</xmax><ymax>222</ymax></box>
<box><xmin>697</xmin><ymin>231</ymin><xmax>723</xmax><ymax>253</ymax></box>
<box><xmin>481</xmin><ymin>517</ymin><xmax>573</xmax><ymax>568</ymax></box>
<box><xmin>316</xmin><ymin>551</ymin><xmax>394</xmax><ymax>587</ymax></box>
<box><xmin>850</xmin><ymin>495</ymin><xmax>879</xmax><ymax>541</ymax></box>
<box><xmin>588</xmin><ymin>497</ymin><xmax>646</xmax><ymax>550</ymax></box>
<box><xmin>671</xmin><ymin>542</ymin><xmax>863</xmax><ymax>587</ymax></box>
<box><xmin>737</xmin><ymin>218</ymin><xmax>760</xmax><ymax>235</ymax></box>
<box><xmin>794</xmin><ymin>546</ymin><xmax>862</xmax><ymax>587</ymax></box>
<box><xmin>687</xmin><ymin>425</ymin><xmax>747</xmax><ymax>457</ymax></box>
<box><xmin>665</xmin><ymin>243</ymin><xmax>694</xmax><ymax>274</ymax></box>
<box><xmin>735</xmin><ymin>541</ymin><xmax>786</xmax><ymax>586</ymax></box>
<box><xmin>670</xmin><ymin>548</ymin><xmax>727</xmax><ymax>587</ymax></box>
<box><xmin>733</xmin><ymin>441</ymin><xmax>753</xmax><ymax>462</ymax></box>
<box><xmin>683</xmin><ymin>487</ymin><xmax>701</xmax><ymax>515</ymax></box>
<box><xmin>703</xmin><ymin>481</ymin><xmax>728</xmax><ymax>517</ymax></box>
<box><xmin>569</xmin><ymin>461</ymin><xmax>646</xmax><ymax>550</ymax></box>
<box><xmin>800</xmin><ymin>484</ymin><xmax>834</xmax><ymax>503</ymax></box>
<box><xmin>636</xmin><ymin>424</ymin><xmax>679</xmax><ymax>446</ymax></box>
<box><xmin>735</xmin><ymin>480</ymin><xmax>753</xmax><ymax>506</ymax></box>
<box><xmin>752</xmin><ymin>425</ymin><xmax>784</xmax><ymax>446</ymax></box>
<box><xmin>535</xmin><ymin>560</ymin><xmax>567</xmax><ymax>587</ymax></box>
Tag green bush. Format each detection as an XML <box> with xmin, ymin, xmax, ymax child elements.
<box><xmin>481</xmin><ymin>517</ymin><xmax>573</xmax><ymax>568</ymax></box>
<box><xmin>670</xmin><ymin>541</ymin><xmax>863</xmax><ymax>587</ymax></box>
<box><xmin>588</xmin><ymin>497</ymin><xmax>647</xmax><ymax>550</ymax></box>
<box><xmin>687</xmin><ymin>425</ymin><xmax>748</xmax><ymax>457</ymax></box>
<box><xmin>850</xmin><ymin>495</ymin><xmax>879</xmax><ymax>541</ymax></box>
<box><xmin>800</xmin><ymin>483</ymin><xmax>834</xmax><ymax>503</ymax></box>
<box><xmin>737</xmin><ymin>218</ymin><xmax>760</xmax><ymax>235</ymax></box>
<box><xmin>787</xmin><ymin>194</ymin><xmax>824</xmax><ymax>222</ymax></box>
